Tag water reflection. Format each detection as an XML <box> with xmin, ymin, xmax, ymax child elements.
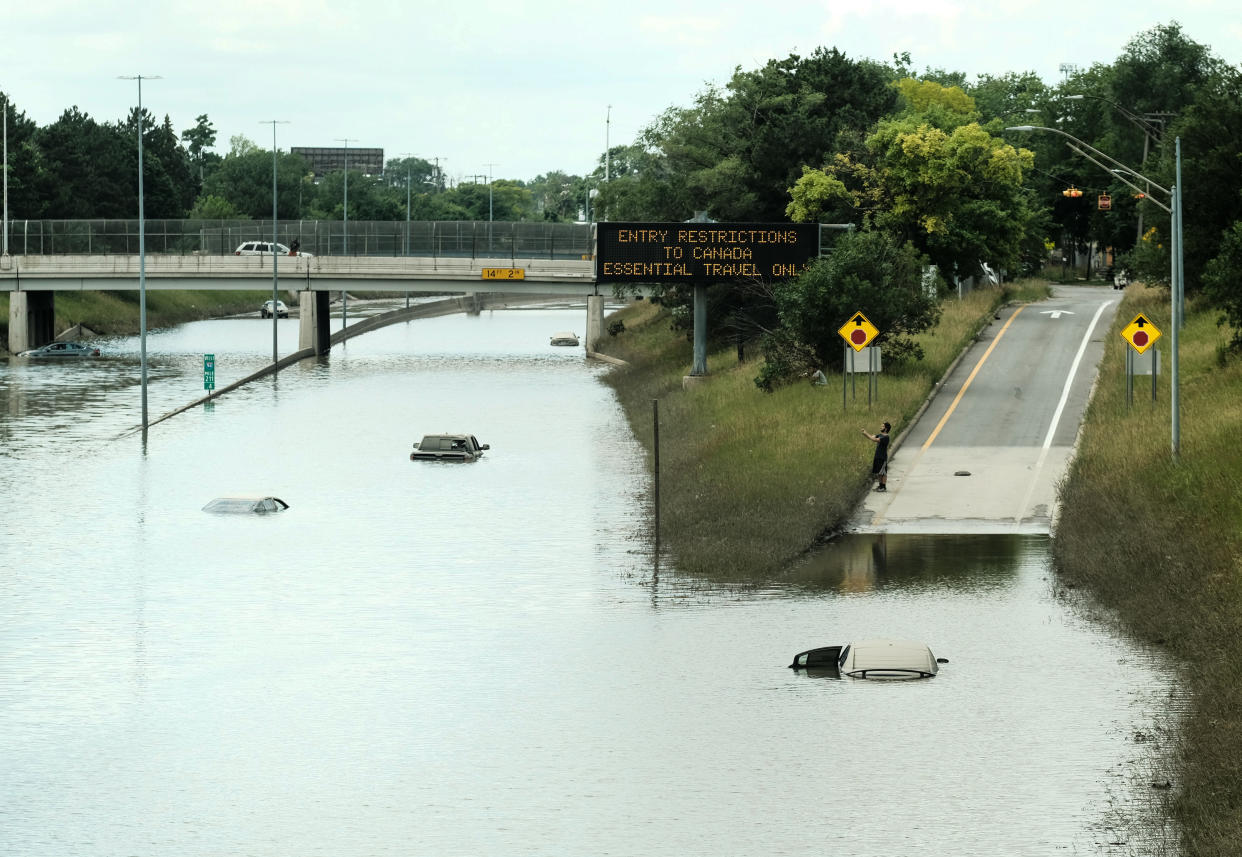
<box><xmin>785</xmin><ymin>532</ymin><xmax>1041</xmax><ymax>594</ymax></box>
<box><xmin>0</xmin><ymin>310</ymin><xmax>1179</xmax><ymax>856</ymax></box>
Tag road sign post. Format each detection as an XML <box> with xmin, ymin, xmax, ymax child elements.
<box><xmin>1121</xmin><ymin>315</ymin><xmax>1161</xmax><ymax>410</ymax></box>
<box><xmin>838</xmin><ymin>312</ymin><xmax>880</xmax><ymax>410</ymax></box>
<box><xmin>204</xmin><ymin>353</ymin><xmax>215</xmax><ymax>395</ymax></box>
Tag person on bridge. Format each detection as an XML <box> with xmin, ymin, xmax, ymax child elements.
<box><xmin>861</xmin><ymin>422</ymin><xmax>891</xmax><ymax>492</ymax></box>
<box><xmin>290</xmin><ymin>239</ymin><xmax>301</xmax><ymax>256</ymax></box>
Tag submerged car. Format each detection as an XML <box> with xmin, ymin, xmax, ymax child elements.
<box><xmin>202</xmin><ymin>495</ymin><xmax>290</xmax><ymax>514</ymax></box>
<box><xmin>260</xmin><ymin>300</ymin><xmax>289</xmax><ymax>319</ymax></box>
<box><xmin>549</xmin><ymin>331</ymin><xmax>580</xmax><ymax>346</ymax></box>
<box><xmin>18</xmin><ymin>341</ymin><xmax>101</xmax><ymax>357</ymax></box>
<box><xmin>410</xmin><ymin>434</ymin><xmax>489</xmax><ymax>462</ymax></box>
<box><xmin>789</xmin><ymin>638</ymin><xmax>944</xmax><ymax>680</ymax></box>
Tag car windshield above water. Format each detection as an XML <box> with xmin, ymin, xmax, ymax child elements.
<box><xmin>202</xmin><ymin>495</ymin><xmax>289</xmax><ymax>514</ymax></box>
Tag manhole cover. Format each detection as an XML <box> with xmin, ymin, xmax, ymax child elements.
<box><xmin>954</xmin><ymin>470</ymin><xmax>971</xmax><ymax>476</ymax></box>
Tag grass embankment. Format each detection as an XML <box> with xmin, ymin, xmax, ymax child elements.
<box><xmin>0</xmin><ymin>290</ymin><xmax>278</xmax><ymax>350</ymax></box>
<box><xmin>1053</xmin><ymin>283</ymin><xmax>1242</xmax><ymax>856</ymax></box>
<box><xmin>595</xmin><ymin>280</ymin><xmax>1050</xmax><ymax>579</ymax></box>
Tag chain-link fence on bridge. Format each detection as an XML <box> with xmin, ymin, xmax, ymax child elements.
<box><xmin>1</xmin><ymin>219</ymin><xmax>595</xmax><ymax>260</ymax></box>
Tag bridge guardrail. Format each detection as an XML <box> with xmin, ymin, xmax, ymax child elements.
<box><xmin>1</xmin><ymin>219</ymin><xmax>595</xmax><ymax>261</ymax></box>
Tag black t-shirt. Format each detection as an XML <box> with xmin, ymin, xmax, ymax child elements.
<box><xmin>872</xmin><ymin>433</ymin><xmax>890</xmax><ymax>469</ymax></box>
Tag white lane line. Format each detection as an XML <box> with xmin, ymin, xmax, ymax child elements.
<box><xmin>1013</xmin><ymin>298</ymin><xmax>1114</xmax><ymax>527</ymax></box>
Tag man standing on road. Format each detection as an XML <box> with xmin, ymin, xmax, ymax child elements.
<box><xmin>861</xmin><ymin>421</ymin><xmax>891</xmax><ymax>492</ymax></box>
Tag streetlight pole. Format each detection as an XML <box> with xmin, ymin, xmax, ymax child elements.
<box><xmin>1063</xmin><ymin>94</ymin><xmax>1167</xmax><ymax>245</ymax></box>
<box><xmin>2</xmin><ymin>93</ymin><xmax>9</xmax><ymax>259</ymax></box>
<box><xmin>335</xmin><ymin>137</ymin><xmax>355</xmax><ymax>330</ymax></box>
<box><xmin>1007</xmin><ymin>124</ymin><xmax>1183</xmax><ymax>457</ymax></box>
<box><xmin>604</xmin><ymin>104</ymin><xmax>611</xmax><ymax>222</ymax></box>
<box><xmin>484</xmin><ymin>162</ymin><xmax>498</xmax><ymax>254</ymax></box>
<box><xmin>262</xmin><ymin>120</ymin><xmax>289</xmax><ymax>367</ymax></box>
<box><xmin>399</xmin><ymin>152</ymin><xmax>416</xmax><ymax>309</ymax></box>
<box><xmin>119</xmin><ymin>74</ymin><xmax>160</xmax><ymax>434</ymax></box>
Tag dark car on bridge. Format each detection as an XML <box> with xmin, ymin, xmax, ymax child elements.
<box><xmin>18</xmin><ymin>341</ymin><xmax>101</xmax><ymax>358</ymax></box>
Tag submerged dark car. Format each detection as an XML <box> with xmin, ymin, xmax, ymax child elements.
<box><xmin>202</xmin><ymin>495</ymin><xmax>289</xmax><ymax>514</ymax></box>
<box><xmin>410</xmin><ymin>434</ymin><xmax>489</xmax><ymax>462</ymax></box>
<box><xmin>18</xmin><ymin>341</ymin><xmax>100</xmax><ymax>357</ymax></box>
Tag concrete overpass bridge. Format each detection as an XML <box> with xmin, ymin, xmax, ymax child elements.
<box><xmin>1</xmin><ymin>253</ymin><xmax>609</xmax><ymax>355</ymax></box>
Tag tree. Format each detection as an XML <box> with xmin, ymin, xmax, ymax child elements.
<box><xmin>624</xmin><ymin>48</ymin><xmax>899</xmax><ymax>221</ymax></box>
<box><xmin>0</xmin><ymin>93</ymin><xmax>45</xmax><ymax>220</ymax></box>
<box><xmin>757</xmin><ymin>229</ymin><xmax>940</xmax><ymax>390</ymax></box>
<box><xmin>180</xmin><ymin>114</ymin><xmax>217</xmax><ymax>186</ymax></box>
<box><xmin>202</xmin><ymin>148</ymin><xmax>310</xmax><ymax>219</ymax></box>
<box><xmin>789</xmin><ymin>79</ymin><xmax>1034</xmax><ymax>282</ymax></box>
<box><xmin>1201</xmin><ymin>220</ymin><xmax>1242</xmax><ymax>352</ymax></box>
<box><xmin>34</xmin><ymin>106</ymin><xmax>132</xmax><ymax>217</ymax></box>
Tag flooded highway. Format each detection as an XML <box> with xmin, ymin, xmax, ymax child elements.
<box><xmin>1</xmin><ymin>305</ymin><xmax>1178</xmax><ymax>855</ymax></box>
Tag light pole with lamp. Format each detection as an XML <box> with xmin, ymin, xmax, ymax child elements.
<box><xmin>1007</xmin><ymin>124</ymin><xmax>1184</xmax><ymax>457</ymax></box>
<box><xmin>2</xmin><ymin>92</ymin><xmax>9</xmax><ymax>260</ymax></box>
<box><xmin>119</xmin><ymin>74</ymin><xmax>160</xmax><ymax>434</ymax></box>
<box><xmin>1063</xmin><ymin>94</ymin><xmax>1168</xmax><ymax>244</ymax></box>
<box><xmin>2</xmin><ymin>93</ymin><xmax>8</xmax><ymax>260</ymax></box>
<box><xmin>484</xmin><ymin>162</ymin><xmax>498</xmax><ymax>253</ymax></box>
<box><xmin>398</xmin><ymin>152</ymin><xmax>417</xmax><ymax>308</ymax></box>
<box><xmin>603</xmin><ymin>104</ymin><xmax>611</xmax><ymax>222</ymax></box>
<box><xmin>261</xmin><ymin>120</ymin><xmax>289</xmax><ymax>366</ymax></box>
<box><xmin>335</xmin><ymin>137</ymin><xmax>355</xmax><ymax>330</ymax></box>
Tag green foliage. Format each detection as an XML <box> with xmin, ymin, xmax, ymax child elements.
<box><xmin>1115</xmin><ymin>225</ymin><xmax>1170</xmax><ymax>288</ymax></box>
<box><xmin>202</xmin><ymin>149</ymin><xmax>311</xmax><ymax>219</ymax></box>
<box><xmin>892</xmin><ymin>77</ymin><xmax>976</xmax><ymax>119</ymax></box>
<box><xmin>188</xmin><ymin>194</ymin><xmax>247</xmax><ymax>220</ymax></box>
<box><xmin>617</xmin><ymin>48</ymin><xmax>899</xmax><ymax>221</ymax></box>
<box><xmin>760</xmin><ymin>229</ymin><xmax>940</xmax><ymax>389</ymax></box>
<box><xmin>785</xmin><ymin>165</ymin><xmax>850</xmax><ymax>222</ymax></box>
<box><xmin>815</xmin><ymin>103</ymin><xmax>1035</xmax><ymax>281</ymax></box>
<box><xmin>1201</xmin><ymin>220</ymin><xmax>1242</xmax><ymax>351</ymax></box>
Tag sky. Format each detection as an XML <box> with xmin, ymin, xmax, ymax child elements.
<box><xmin>4</xmin><ymin>0</ymin><xmax>1241</xmax><ymax>185</ymax></box>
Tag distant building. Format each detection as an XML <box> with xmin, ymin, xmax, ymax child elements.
<box><xmin>291</xmin><ymin>146</ymin><xmax>385</xmax><ymax>178</ymax></box>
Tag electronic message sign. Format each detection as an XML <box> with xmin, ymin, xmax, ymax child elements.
<box><xmin>595</xmin><ymin>222</ymin><xmax>820</xmax><ymax>284</ymax></box>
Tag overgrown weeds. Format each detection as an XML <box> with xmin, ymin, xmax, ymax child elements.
<box><xmin>1053</xmin><ymin>282</ymin><xmax>1242</xmax><ymax>856</ymax></box>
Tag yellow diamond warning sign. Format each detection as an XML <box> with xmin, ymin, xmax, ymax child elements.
<box><xmin>838</xmin><ymin>312</ymin><xmax>879</xmax><ymax>352</ymax></box>
<box><xmin>1121</xmin><ymin>313</ymin><xmax>1161</xmax><ymax>354</ymax></box>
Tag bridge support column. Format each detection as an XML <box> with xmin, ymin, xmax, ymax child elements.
<box><xmin>8</xmin><ymin>291</ymin><xmax>56</xmax><ymax>354</ymax></box>
<box><xmin>298</xmin><ymin>290</ymin><xmax>331</xmax><ymax>355</ymax></box>
<box><xmin>586</xmin><ymin>295</ymin><xmax>605</xmax><ymax>352</ymax></box>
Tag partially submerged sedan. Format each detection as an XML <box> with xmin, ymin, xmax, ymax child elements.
<box><xmin>202</xmin><ymin>495</ymin><xmax>289</xmax><ymax>514</ymax></box>
<box><xmin>410</xmin><ymin>434</ymin><xmax>489</xmax><ymax>462</ymax></box>
<box><xmin>18</xmin><ymin>341</ymin><xmax>101</xmax><ymax>358</ymax></box>
<box><xmin>789</xmin><ymin>638</ymin><xmax>943</xmax><ymax>679</ymax></box>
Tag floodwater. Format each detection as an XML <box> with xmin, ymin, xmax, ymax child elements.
<box><xmin>1</xmin><ymin>304</ymin><xmax>1178</xmax><ymax>855</ymax></box>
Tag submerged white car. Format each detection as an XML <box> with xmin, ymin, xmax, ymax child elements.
<box><xmin>202</xmin><ymin>495</ymin><xmax>289</xmax><ymax>514</ymax></box>
<box><xmin>790</xmin><ymin>638</ymin><xmax>943</xmax><ymax>679</ymax></box>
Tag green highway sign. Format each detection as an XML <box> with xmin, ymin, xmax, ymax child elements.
<box><xmin>204</xmin><ymin>353</ymin><xmax>215</xmax><ymax>391</ymax></box>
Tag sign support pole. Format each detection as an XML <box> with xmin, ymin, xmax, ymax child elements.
<box><xmin>1152</xmin><ymin>347</ymin><xmax>1157</xmax><ymax>403</ymax></box>
<box><xmin>1126</xmin><ymin>347</ymin><xmax>1133</xmax><ymax>408</ymax></box>
<box><xmin>842</xmin><ymin>344</ymin><xmax>847</xmax><ymax>413</ymax></box>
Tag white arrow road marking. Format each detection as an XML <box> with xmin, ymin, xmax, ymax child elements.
<box><xmin>1015</xmin><ymin>300</ymin><xmax>1113</xmax><ymax>529</ymax></box>
<box><xmin>1041</xmin><ymin>310</ymin><xmax>1076</xmax><ymax>319</ymax></box>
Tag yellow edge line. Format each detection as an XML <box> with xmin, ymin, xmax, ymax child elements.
<box><xmin>921</xmin><ymin>305</ymin><xmax>1026</xmax><ymax>451</ymax></box>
